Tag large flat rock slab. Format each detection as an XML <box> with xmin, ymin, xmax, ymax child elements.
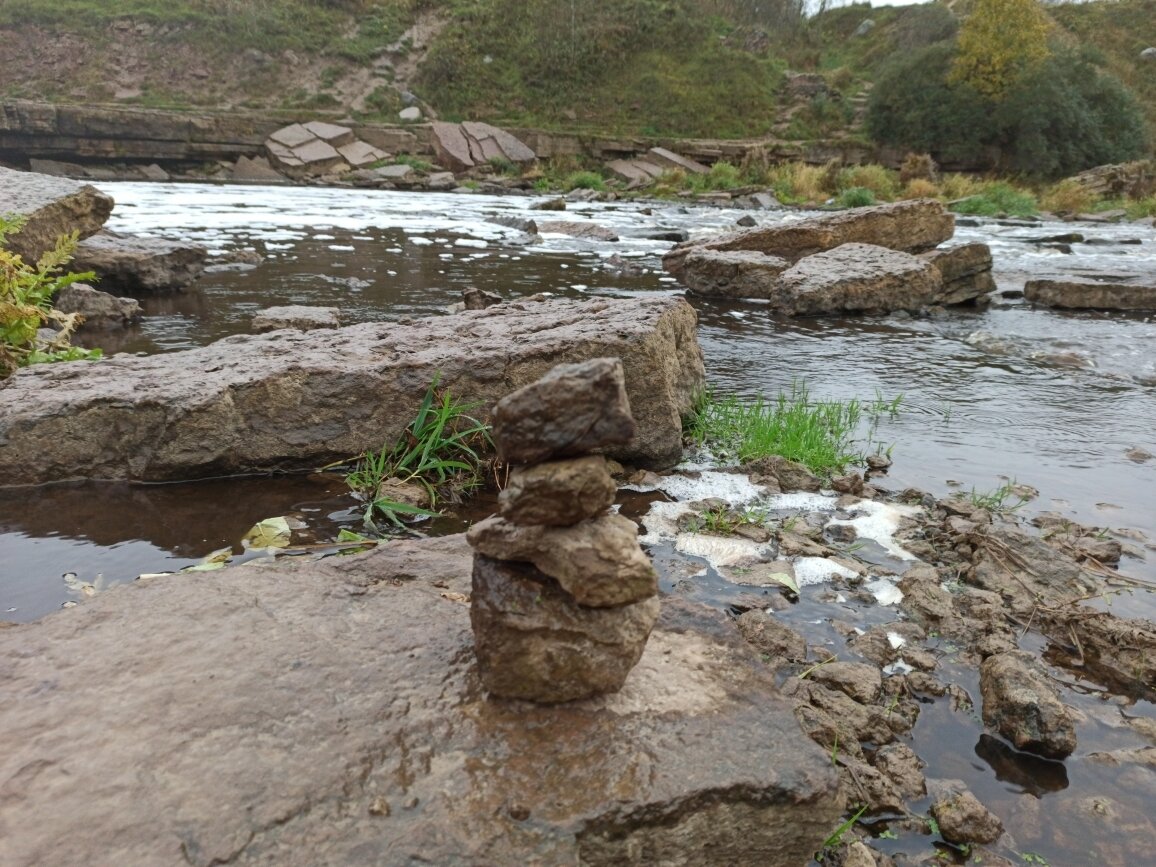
<box><xmin>0</xmin><ymin>296</ymin><xmax>704</xmax><ymax>484</ymax></box>
<box><xmin>71</xmin><ymin>229</ymin><xmax>209</xmax><ymax>293</ymax></box>
<box><xmin>0</xmin><ymin>164</ymin><xmax>113</xmax><ymax>262</ymax></box>
<box><xmin>0</xmin><ymin>535</ymin><xmax>840</xmax><ymax>867</ymax></box>
<box><xmin>663</xmin><ymin>199</ymin><xmax>954</xmax><ymax>282</ymax></box>
<box><xmin>1025</xmin><ymin>277</ymin><xmax>1156</xmax><ymax>310</ymax></box>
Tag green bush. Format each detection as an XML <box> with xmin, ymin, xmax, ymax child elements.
<box><xmin>950</xmin><ymin>182</ymin><xmax>1038</xmax><ymax>218</ymax></box>
<box><xmin>837</xmin><ymin>187</ymin><xmax>876</xmax><ymax>208</ymax></box>
<box><xmin>564</xmin><ymin>170</ymin><xmax>606</xmax><ymax>191</ymax></box>
<box><xmin>867</xmin><ymin>42</ymin><xmax>1150</xmax><ymax>180</ymax></box>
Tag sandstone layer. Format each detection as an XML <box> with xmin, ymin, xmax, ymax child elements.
<box><xmin>0</xmin><ymin>296</ymin><xmax>705</xmax><ymax>485</ymax></box>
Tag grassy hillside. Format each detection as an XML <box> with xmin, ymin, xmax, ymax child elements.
<box><xmin>0</xmin><ymin>0</ymin><xmax>1153</xmax><ymax>146</ymax></box>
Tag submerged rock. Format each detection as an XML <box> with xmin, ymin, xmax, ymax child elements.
<box><xmin>929</xmin><ymin>780</ymin><xmax>1005</xmax><ymax>845</ymax></box>
<box><xmin>0</xmin><ymin>535</ymin><xmax>840</xmax><ymax>865</ymax></box>
<box><xmin>0</xmin><ymin>297</ymin><xmax>704</xmax><ymax>484</ymax></box>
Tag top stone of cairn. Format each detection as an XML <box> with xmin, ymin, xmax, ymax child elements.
<box><xmin>491</xmin><ymin>358</ymin><xmax>636</xmax><ymax>464</ymax></box>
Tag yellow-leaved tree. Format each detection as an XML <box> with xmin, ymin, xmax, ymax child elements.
<box><xmin>949</xmin><ymin>0</ymin><xmax>1052</xmax><ymax>100</ymax></box>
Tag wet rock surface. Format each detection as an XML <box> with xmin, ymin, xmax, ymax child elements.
<box><xmin>0</xmin><ymin>164</ymin><xmax>113</xmax><ymax>261</ymax></box>
<box><xmin>71</xmin><ymin>228</ymin><xmax>209</xmax><ymax>293</ymax></box>
<box><xmin>663</xmin><ymin>199</ymin><xmax>1000</xmax><ymax>314</ymax></box>
<box><xmin>930</xmin><ymin>781</ymin><xmax>1005</xmax><ymax>845</ymax></box>
<box><xmin>0</xmin><ymin>297</ymin><xmax>704</xmax><ymax>485</ymax></box>
<box><xmin>0</xmin><ymin>535</ymin><xmax>840</xmax><ymax>866</ymax></box>
<box><xmin>1024</xmin><ymin>277</ymin><xmax>1156</xmax><ymax>310</ymax></box>
<box><xmin>981</xmin><ymin>651</ymin><xmax>1077</xmax><ymax>759</ymax></box>
<box><xmin>251</xmin><ymin>304</ymin><xmax>342</xmax><ymax>332</ymax></box>
<box><xmin>52</xmin><ymin>282</ymin><xmax>142</xmax><ymax>329</ymax></box>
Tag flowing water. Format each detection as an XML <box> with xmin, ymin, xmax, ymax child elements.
<box><xmin>5</xmin><ymin>181</ymin><xmax>1152</xmax><ymax>620</ymax></box>
<box><xmin>2</xmin><ymin>181</ymin><xmax>1155</xmax><ymax>863</ymax></box>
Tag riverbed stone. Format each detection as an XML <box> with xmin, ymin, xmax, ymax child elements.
<box><xmin>920</xmin><ymin>242</ymin><xmax>996</xmax><ymax>304</ymax></box>
<box><xmin>71</xmin><ymin>228</ymin><xmax>209</xmax><ymax>293</ymax></box>
<box><xmin>53</xmin><ymin>282</ymin><xmax>142</xmax><ymax>329</ymax></box>
<box><xmin>498</xmin><ymin>455</ymin><xmax>617</xmax><ymax>526</ymax></box>
<box><xmin>470</xmin><ymin>554</ymin><xmax>660</xmax><ymax>701</ymax></box>
<box><xmin>537</xmin><ymin>219</ymin><xmax>620</xmax><ymax>242</ymax></box>
<box><xmin>251</xmin><ymin>305</ymin><xmax>342</xmax><ymax>332</ymax></box>
<box><xmin>980</xmin><ymin>651</ymin><xmax>1077</xmax><ymax>759</ymax></box>
<box><xmin>491</xmin><ymin>357</ymin><xmax>637</xmax><ymax>464</ymax></box>
<box><xmin>810</xmin><ymin>661</ymin><xmax>883</xmax><ymax>705</ymax></box>
<box><xmin>1024</xmin><ymin>277</ymin><xmax>1156</xmax><ymax>311</ymax></box>
<box><xmin>0</xmin><ymin>296</ymin><xmax>703</xmax><ymax>484</ymax></box>
<box><xmin>772</xmin><ymin>243</ymin><xmax>945</xmax><ymax>316</ymax></box>
<box><xmin>0</xmin><ymin>164</ymin><xmax>114</xmax><ymax>262</ymax></box>
<box><xmin>467</xmin><ymin>513</ymin><xmax>657</xmax><ymax>607</ymax></box>
<box><xmin>663</xmin><ymin>198</ymin><xmax>954</xmax><ymax>280</ymax></box>
<box><xmin>678</xmin><ymin>249</ymin><xmax>792</xmax><ymax>298</ymax></box>
<box><xmin>0</xmin><ymin>534</ymin><xmax>840</xmax><ymax>866</ymax></box>
<box><xmin>929</xmin><ymin>780</ymin><xmax>1005</xmax><ymax>845</ymax></box>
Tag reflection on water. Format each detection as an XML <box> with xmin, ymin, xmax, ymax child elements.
<box><xmin>4</xmin><ymin>182</ymin><xmax>1156</xmax><ymax>611</ymax></box>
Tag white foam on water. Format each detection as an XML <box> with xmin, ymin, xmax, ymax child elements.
<box><xmin>866</xmin><ymin>578</ymin><xmax>904</xmax><ymax>606</ymax></box>
<box><xmin>793</xmin><ymin>557</ymin><xmax>859</xmax><ymax>586</ymax></box>
<box><xmin>674</xmin><ymin>533</ymin><xmax>772</xmax><ymax>568</ymax></box>
<box><xmin>630</xmin><ymin>470</ymin><xmax>767</xmax><ymax>505</ymax></box>
<box><xmin>638</xmin><ymin>500</ymin><xmax>695</xmax><ymax>546</ymax></box>
<box><xmin>827</xmin><ymin>500</ymin><xmax>922</xmax><ymax>561</ymax></box>
<box><xmin>766</xmin><ymin>492</ymin><xmax>838</xmax><ymax>512</ymax></box>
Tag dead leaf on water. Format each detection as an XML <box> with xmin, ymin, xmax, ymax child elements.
<box><xmin>182</xmin><ymin>547</ymin><xmax>234</xmax><ymax>572</ymax></box>
<box><xmin>243</xmin><ymin>516</ymin><xmax>293</xmax><ymax>549</ymax></box>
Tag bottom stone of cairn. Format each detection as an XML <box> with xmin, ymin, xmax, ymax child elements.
<box><xmin>470</xmin><ymin>554</ymin><xmax>660</xmax><ymax>703</ymax></box>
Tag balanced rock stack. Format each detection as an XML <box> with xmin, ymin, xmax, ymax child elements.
<box><xmin>466</xmin><ymin>358</ymin><xmax>660</xmax><ymax>703</ymax></box>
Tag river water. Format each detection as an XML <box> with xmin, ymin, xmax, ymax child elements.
<box><xmin>2</xmin><ymin>182</ymin><xmax>1154</xmax><ymax>623</ymax></box>
<box><xmin>2</xmin><ymin>181</ymin><xmax>1155</xmax><ymax>864</ymax></box>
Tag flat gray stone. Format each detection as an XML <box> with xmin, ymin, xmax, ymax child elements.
<box><xmin>252</xmin><ymin>305</ymin><xmax>342</xmax><ymax>332</ymax></box>
<box><xmin>0</xmin><ymin>297</ymin><xmax>704</xmax><ymax>484</ymax></box>
<box><xmin>71</xmin><ymin>229</ymin><xmax>208</xmax><ymax>294</ymax></box>
<box><xmin>1024</xmin><ymin>277</ymin><xmax>1156</xmax><ymax>311</ymax></box>
<box><xmin>0</xmin><ymin>535</ymin><xmax>840</xmax><ymax>867</ymax></box>
<box><xmin>267</xmin><ymin>123</ymin><xmax>314</xmax><ymax>149</ymax></box>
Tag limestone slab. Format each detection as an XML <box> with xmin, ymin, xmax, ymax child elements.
<box><xmin>0</xmin><ymin>535</ymin><xmax>840</xmax><ymax>867</ymax></box>
<box><xmin>0</xmin><ymin>296</ymin><xmax>704</xmax><ymax>484</ymax></box>
<box><xmin>0</xmin><ymin>164</ymin><xmax>113</xmax><ymax>262</ymax></box>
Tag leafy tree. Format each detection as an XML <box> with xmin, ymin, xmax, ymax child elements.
<box><xmin>867</xmin><ymin>41</ymin><xmax>1150</xmax><ymax>180</ymax></box>
<box><xmin>949</xmin><ymin>0</ymin><xmax>1051</xmax><ymax>100</ymax></box>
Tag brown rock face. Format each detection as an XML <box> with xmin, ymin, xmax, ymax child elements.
<box><xmin>920</xmin><ymin>242</ymin><xmax>996</xmax><ymax>305</ymax></box>
<box><xmin>980</xmin><ymin>651</ymin><xmax>1077</xmax><ymax>759</ymax></box>
<box><xmin>430</xmin><ymin>120</ymin><xmax>476</xmax><ymax>172</ymax></box>
<box><xmin>492</xmin><ymin>357</ymin><xmax>637</xmax><ymax>464</ymax></box>
<box><xmin>0</xmin><ymin>296</ymin><xmax>703</xmax><ymax>485</ymax></box>
<box><xmin>53</xmin><ymin>283</ymin><xmax>141</xmax><ymax>329</ymax></box>
<box><xmin>467</xmin><ymin>513</ymin><xmax>657</xmax><ymax>607</ymax></box>
<box><xmin>663</xmin><ymin>198</ymin><xmax>955</xmax><ymax>280</ymax></box>
<box><xmin>498</xmin><ymin>455</ymin><xmax>617</xmax><ymax>526</ymax></box>
<box><xmin>71</xmin><ymin>229</ymin><xmax>208</xmax><ymax>294</ymax></box>
<box><xmin>678</xmin><ymin>249</ymin><xmax>791</xmax><ymax>298</ymax></box>
<box><xmin>470</xmin><ymin>555</ymin><xmax>660</xmax><ymax>702</ymax></box>
<box><xmin>0</xmin><ymin>164</ymin><xmax>113</xmax><ymax>262</ymax></box>
<box><xmin>929</xmin><ymin>781</ymin><xmax>1005</xmax><ymax>845</ymax></box>
<box><xmin>0</xmin><ymin>536</ymin><xmax>840</xmax><ymax>866</ymax></box>
<box><xmin>1024</xmin><ymin>277</ymin><xmax>1156</xmax><ymax>311</ymax></box>
<box><xmin>771</xmin><ymin>243</ymin><xmax>943</xmax><ymax>315</ymax></box>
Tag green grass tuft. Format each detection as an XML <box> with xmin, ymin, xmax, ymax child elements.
<box><xmin>684</xmin><ymin>382</ymin><xmax>900</xmax><ymax>479</ymax></box>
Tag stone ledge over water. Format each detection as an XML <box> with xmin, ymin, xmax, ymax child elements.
<box><xmin>0</xmin><ymin>535</ymin><xmax>840</xmax><ymax>867</ymax></box>
<box><xmin>0</xmin><ymin>296</ymin><xmax>705</xmax><ymax>485</ymax></box>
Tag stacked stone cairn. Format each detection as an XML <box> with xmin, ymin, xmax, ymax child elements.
<box><xmin>466</xmin><ymin>358</ymin><xmax>660</xmax><ymax>703</ymax></box>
